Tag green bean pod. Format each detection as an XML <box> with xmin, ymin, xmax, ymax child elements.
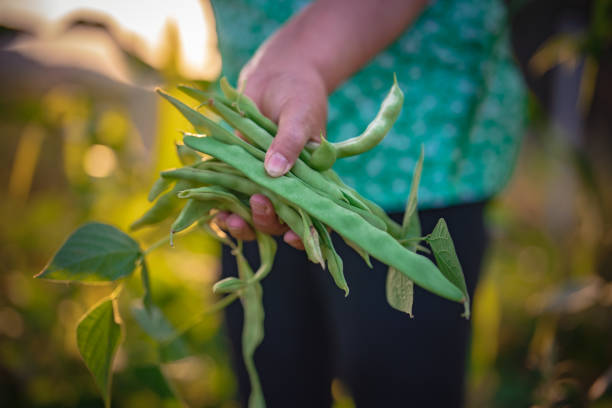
<box><xmin>184</xmin><ymin>135</ymin><xmax>464</xmax><ymax>302</ymax></box>
<box><xmin>219</xmin><ymin>77</ymin><xmax>278</xmax><ymax>136</ymax></box>
<box><xmin>308</xmin><ymin>137</ymin><xmax>337</xmax><ymax>171</ymax></box>
<box><xmin>179</xmin><ymin>82</ymin><xmax>314</xmax><ymax>164</ymax></box>
<box><xmin>213</xmin><ymin>277</ymin><xmax>245</xmax><ymax>294</ymax></box>
<box><xmin>323</xmin><ymin>169</ymin><xmax>403</xmax><ymax>238</ymax></box>
<box><xmin>171</xmin><ymin>199</ymin><xmax>215</xmax><ymax>234</ymax></box>
<box><xmin>296</xmin><ymin>208</ymin><xmax>325</xmax><ymax>267</ymax></box>
<box><xmin>161</xmin><ymin>166</ymin><xmax>325</xmax><ymax>258</ymax></box>
<box><xmin>180</xmin><ymin>186</ymin><xmax>277</xmax><ymax>284</ymax></box>
<box><xmin>147</xmin><ymin>177</ymin><xmax>173</xmax><ymax>202</ymax></box>
<box><xmin>342</xmin><ymin>237</ymin><xmax>373</xmax><ymax>269</ymax></box>
<box><xmin>175</xmin><ymin>143</ymin><xmax>201</xmax><ymax>165</ymax></box>
<box><xmin>162</xmin><ymin>167</ymin><xmax>260</xmax><ymax>196</ymax></box>
<box><xmin>195</xmin><ymin>160</ymin><xmax>244</xmax><ymax>176</ymax></box>
<box><xmin>333</xmin><ymin>75</ymin><xmax>404</xmax><ymax>158</ymax></box>
<box><xmin>159</xmin><ymin>90</ymin><xmax>359</xmax><ymax>208</ymax></box>
<box><xmin>157</xmin><ymin>90</ymin><xmax>267</xmax><ymax>162</ymax></box>
<box><xmin>205</xmin><ymin>97</ymin><xmax>274</xmax><ymax>152</ymax></box>
<box><xmin>235</xmin><ymin>250</ymin><xmax>265</xmax><ymax>408</ymax></box>
<box><xmin>131</xmin><ymin>180</ymin><xmax>192</xmax><ymax>230</ymax></box>
<box><xmin>313</xmin><ymin>218</ymin><xmax>348</xmax><ymax>296</ymax></box>
<box><xmin>157</xmin><ymin>90</ymin><xmax>237</xmax><ymax>145</ymax></box>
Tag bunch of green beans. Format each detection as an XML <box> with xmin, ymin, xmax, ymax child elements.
<box><xmin>131</xmin><ymin>77</ymin><xmax>470</xmax><ymax>408</ymax></box>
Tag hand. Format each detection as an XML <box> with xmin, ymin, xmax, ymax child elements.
<box><xmin>215</xmin><ymin>64</ymin><xmax>328</xmax><ymax>250</ymax></box>
<box><xmin>213</xmin><ymin>0</ymin><xmax>425</xmax><ymax>248</ymax></box>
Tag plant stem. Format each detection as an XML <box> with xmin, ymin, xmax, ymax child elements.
<box><xmin>143</xmin><ymin>235</ymin><xmax>171</xmax><ymax>256</ymax></box>
<box><xmin>167</xmin><ymin>293</ymin><xmax>240</xmax><ymax>342</ymax></box>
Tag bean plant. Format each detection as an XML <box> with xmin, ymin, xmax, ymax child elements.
<box><xmin>37</xmin><ymin>77</ymin><xmax>469</xmax><ymax>408</ymax></box>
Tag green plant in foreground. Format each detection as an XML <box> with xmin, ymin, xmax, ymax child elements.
<box><xmin>37</xmin><ymin>77</ymin><xmax>469</xmax><ymax>408</ymax></box>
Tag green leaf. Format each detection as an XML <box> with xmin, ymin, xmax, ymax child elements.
<box><xmin>425</xmin><ymin>218</ymin><xmax>470</xmax><ymax>318</ymax></box>
<box><xmin>76</xmin><ymin>298</ymin><xmax>123</xmax><ymax>408</ymax></box>
<box><xmin>37</xmin><ymin>222</ymin><xmax>141</xmax><ymax>282</ymax></box>
<box><xmin>129</xmin><ymin>365</ymin><xmax>183</xmax><ymax>407</ymax></box>
<box><xmin>386</xmin><ymin>268</ymin><xmax>414</xmax><ymax>317</ymax></box>
<box><xmin>131</xmin><ymin>304</ymin><xmax>190</xmax><ymax>363</ymax></box>
<box><xmin>386</xmin><ymin>147</ymin><xmax>423</xmax><ymax>315</ymax></box>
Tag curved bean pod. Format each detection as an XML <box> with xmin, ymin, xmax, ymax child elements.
<box><xmin>308</xmin><ymin>137</ymin><xmax>337</xmax><ymax>171</ymax></box>
<box><xmin>219</xmin><ymin>77</ymin><xmax>278</xmax><ymax>136</ymax></box>
<box><xmin>184</xmin><ymin>135</ymin><xmax>464</xmax><ymax>302</ymax></box>
<box><xmin>131</xmin><ymin>180</ymin><xmax>193</xmax><ymax>231</ymax></box>
<box><xmin>333</xmin><ymin>75</ymin><xmax>404</xmax><ymax>158</ymax></box>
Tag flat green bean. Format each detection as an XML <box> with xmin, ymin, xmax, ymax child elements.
<box><xmin>313</xmin><ymin>218</ymin><xmax>348</xmax><ymax>296</ymax></box>
<box><xmin>157</xmin><ymin>90</ymin><xmax>268</xmax><ymax>162</ymax></box>
<box><xmin>162</xmin><ymin>167</ymin><xmax>260</xmax><ymax>196</ymax></box>
<box><xmin>323</xmin><ymin>169</ymin><xmax>402</xmax><ymax>237</ymax></box>
<box><xmin>333</xmin><ymin>75</ymin><xmax>404</xmax><ymax>159</ymax></box>
<box><xmin>184</xmin><ymin>135</ymin><xmax>464</xmax><ymax>302</ymax></box>
<box><xmin>178</xmin><ymin>186</ymin><xmax>277</xmax><ymax>283</ymax></box>
<box><xmin>213</xmin><ymin>277</ymin><xmax>245</xmax><ymax>294</ymax></box>
<box><xmin>131</xmin><ymin>180</ymin><xmax>193</xmax><ymax>230</ymax></box>
<box><xmin>171</xmin><ymin>199</ymin><xmax>214</xmax><ymax>235</ymax></box>
<box><xmin>205</xmin><ymin>97</ymin><xmax>274</xmax><ymax>152</ymax></box>
<box><xmin>175</xmin><ymin>143</ymin><xmax>201</xmax><ymax>165</ymax></box>
<box><xmin>308</xmin><ymin>137</ymin><xmax>337</xmax><ymax>171</ymax></box>
<box><xmin>179</xmin><ymin>82</ymin><xmax>315</xmax><ymax>165</ymax></box>
<box><xmin>296</xmin><ymin>208</ymin><xmax>325</xmax><ymax>267</ymax></box>
<box><xmin>220</xmin><ymin>78</ymin><xmax>279</xmax><ymax>137</ymax></box>
<box><xmin>160</xmin><ymin>91</ymin><xmax>362</xmax><ymax>209</ymax></box>
<box><xmin>147</xmin><ymin>177</ymin><xmax>173</xmax><ymax>202</ymax></box>
<box><xmin>235</xmin><ymin>248</ymin><xmax>265</xmax><ymax>408</ymax></box>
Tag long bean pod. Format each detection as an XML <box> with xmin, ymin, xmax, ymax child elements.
<box><xmin>332</xmin><ymin>75</ymin><xmax>404</xmax><ymax>159</ymax></box>
<box><xmin>184</xmin><ymin>135</ymin><xmax>464</xmax><ymax>302</ymax></box>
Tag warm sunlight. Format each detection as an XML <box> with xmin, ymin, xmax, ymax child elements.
<box><xmin>0</xmin><ymin>0</ymin><xmax>221</xmax><ymax>82</ymax></box>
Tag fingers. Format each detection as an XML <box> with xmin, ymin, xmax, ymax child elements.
<box><xmin>214</xmin><ymin>211</ymin><xmax>230</xmax><ymax>230</ymax></box>
<box><xmin>250</xmin><ymin>194</ymin><xmax>289</xmax><ymax>235</ymax></box>
<box><xmin>214</xmin><ymin>198</ymin><xmax>305</xmax><ymax>251</ymax></box>
<box><xmin>283</xmin><ymin>230</ymin><xmax>305</xmax><ymax>251</ymax></box>
<box><xmin>213</xmin><ymin>195</ymin><xmax>290</xmax><ymax>241</ymax></box>
<box><xmin>221</xmin><ymin>213</ymin><xmax>257</xmax><ymax>241</ymax></box>
<box><xmin>264</xmin><ymin>96</ymin><xmax>326</xmax><ymax>177</ymax></box>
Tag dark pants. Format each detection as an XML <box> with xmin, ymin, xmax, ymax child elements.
<box><xmin>221</xmin><ymin>201</ymin><xmax>488</xmax><ymax>408</ymax></box>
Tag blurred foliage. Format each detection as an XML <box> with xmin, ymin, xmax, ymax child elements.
<box><xmin>467</xmin><ymin>94</ymin><xmax>612</xmax><ymax>407</ymax></box>
<box><xmin>0</xmin><ymin>79</ymin><xmax>240</xmax><ymax>407</ymax></box>
<box><xmin>528</xmin><ymin>0</ymin><xmax>612</xmax><ymax>113</ymax></box>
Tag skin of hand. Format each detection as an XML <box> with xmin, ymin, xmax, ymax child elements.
<box><xmin>216</xmin><ymin>0</ymin><xmax>428</xmax><ymax>249</ymax></box>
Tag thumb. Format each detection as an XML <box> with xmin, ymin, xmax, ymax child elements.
<box><xmin>264</xmin><ymin>98</ymin><xmax>326</xmax><ymax>177</ymax></box>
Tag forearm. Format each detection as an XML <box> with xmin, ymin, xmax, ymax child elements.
<box><xmin>244</xmin><ymin>0</ymin><xmax>429</xmax><ymax>93</ymax></box>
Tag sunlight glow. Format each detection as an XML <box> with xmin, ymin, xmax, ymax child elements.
<box><xmin>0</xmin><ymin>0</ymin><xmax>221</xmax><ymax>81</ymax></box>
<box><xmin>83</xmin><ymin>144</ymin><xmax>117</xmax><ymax>178</ymax></box>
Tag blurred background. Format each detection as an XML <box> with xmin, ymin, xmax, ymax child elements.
<box><xmin>0</xmin><ymin>0</ymin><xmax>611</xmax><ymax>407</ymax></box>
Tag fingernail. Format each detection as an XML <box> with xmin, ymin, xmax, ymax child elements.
<box><xmin>265</xmin><ymin>152</ymin><xmax>290</xmax><ymax>177</ymax></box>
<box><xmin>250</xmin><ymin>196</ymin><xmax>270</xmax><ymax>215</ymax></box>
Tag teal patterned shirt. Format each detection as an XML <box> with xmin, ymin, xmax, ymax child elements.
<box><xmin>211</xmin><ymin>0</ymin><xmax>526</xmax><ymax>211</ymax></box>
